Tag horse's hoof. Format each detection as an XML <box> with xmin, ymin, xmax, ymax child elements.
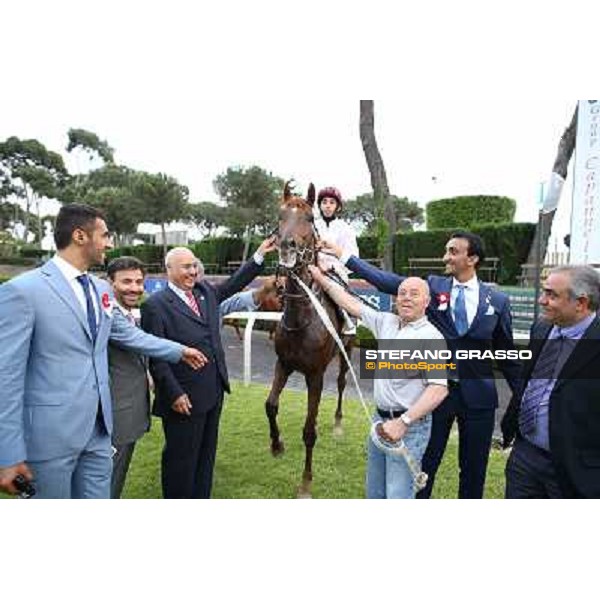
<box><xmin>333</xmin><ymin>416</ymin><xmax>343</xmax><ymax>437</ymax></box>
<box><xmin>297</xmin><ymin>484</ymin><xmax>312</xmax><ymax>499</ymax></box>
<box><xmin>271</xmin><ymin>440</ymin><xmax>285</xmax><ymax>457</ymax></box>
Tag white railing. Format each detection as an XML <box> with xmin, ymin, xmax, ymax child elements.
<box><xmin>222</xmin><ymin>311</ymin><xmax>282</xmax><ymax>386</ymax></box>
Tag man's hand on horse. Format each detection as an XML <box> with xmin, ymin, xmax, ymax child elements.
<box><xmin>172</xmin><ymin>394</ymin><xmax>193</xmax><ymax>416</ymax></box>
<box><xmin>257</xmin><ymin>235</ymin><xmax>278</xmax><ymax>257</ymax></box>
<box><xmin>317</xmin><ymin>239</ymin><xmax>343</xmax><ymax>259</ymax></box>
<box><xmin>308</xmin><ymin>264</ymin><xmax>327</xmax><ymax>285</ymax></box>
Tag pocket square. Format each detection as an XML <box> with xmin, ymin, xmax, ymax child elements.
<box><xmin>485</xmin><ymin>305</ymin><xmax>495</xmax><ymax>316</ymax></box>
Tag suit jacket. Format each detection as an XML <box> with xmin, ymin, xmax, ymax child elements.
<box><xmin>345</xmin><ymin>256</ymin><xmax>521</xmax><ymax>408</ymax></box>
<box><xmin>0</xmin><ymin>260</ymin><xmax>185</xmax><ymax>467</ymax></box>
<box><xmin>108</xmin><ymin>309</ymin><xmax>150</xmax><ymax>447</ymax></box>
<box><xmin>141</xmin><ymin>258</ymin><xmax>263</xmax><ymax>417</ymax></box>
<box><xmin>503</xmin><ymin>317</ymin><xmax>600</xmax><ymax>498</ymax></box>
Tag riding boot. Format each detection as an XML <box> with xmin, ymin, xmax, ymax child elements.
<box><xmin>342</xmin><ymin>309</ymin><xmax>357</xmax><ymax>335</ymax></box>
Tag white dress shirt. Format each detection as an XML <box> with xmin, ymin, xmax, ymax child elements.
<box><xmin>315</xmin><ymin>217</ymin><xmax>359</xmax><ymax>279</ymax></box>
<box><xmin>52</xmin><ymin>254</ymin><xmax>99</xmax><ymax>322</ymax></box>
<box><xmin>450</xmin><ymin>275</ymin><xmax>479</xmax><ymax>328</ymax></box>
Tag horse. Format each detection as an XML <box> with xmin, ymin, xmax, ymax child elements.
<box><xmin>227</xmin><ymin>276</ymin><xmax>283</xmax><ymax>340</ymax></box>
<box><xmin>266</xmin><ymin>181</ymin><xmax>355</xmax><ymax>498</ymax></box>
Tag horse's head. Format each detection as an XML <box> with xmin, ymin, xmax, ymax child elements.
<box><xmin>278</xmin><ymin>180</ymin><xmax>316</xmax><ymax>271</ymax></box>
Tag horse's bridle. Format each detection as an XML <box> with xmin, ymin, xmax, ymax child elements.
<box><xmin>273</xmin><ymin>208</ymin><xmax>320</xmax><ymax>302</ymax></box>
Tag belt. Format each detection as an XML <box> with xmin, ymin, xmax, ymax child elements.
<box><xmin>376</xmin><ymin>407</ymin><xmax>407</xmax><ymax>420</ymax></box>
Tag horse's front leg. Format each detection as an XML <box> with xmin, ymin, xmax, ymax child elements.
<box><xmin>265</xmin><ymin>360</ymin><xmax>291</xmax><ymax>456</ymax></box>
<box><xmin>298</xmin><ymin>372</ymin><xmax>324</xmax><ymax>499</ymax></box>
<box><xmin>334</xmin><ymin>334</ymin><xmax>355</xmax><ymax>436</ymax></box>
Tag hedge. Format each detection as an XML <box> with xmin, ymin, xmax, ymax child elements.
<box><xmin>18</xmin><ymin>245</ymin><xmax>48</xmax><ymax>259</ymax></box>
<box><xmin>357</xmin><ymin>236</ymin><xmax>378</xmax><ymax>260</ymax></box>
<box><xmin>105</xmin><ymin>245</ymin><xmax>173</xmax><ymax>266</ymax></box>
<box><xmin>0</xmin><ymin>256</ymin><xmax>37</xmax><ymax>266</ymax></box>
<box><xmin>426</xmin><ymin>196</ymin><xmax>516</xmax><ymax>230</ymax></box>
<box><xmin>394</xmin><ymin>222</ymin><xmax>535</xmax><ymax>285</ymax></box>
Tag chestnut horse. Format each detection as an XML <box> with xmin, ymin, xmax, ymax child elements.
<box><xmin>266</xmin><ymin>181</ymin><xmax>354</xmax><ymax>498</ymax></box>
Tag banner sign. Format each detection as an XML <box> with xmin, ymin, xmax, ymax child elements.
<box><xmin>570</xmin><ymin>100</ymin><xmax>600</xmax><ymax>264</ymax></box>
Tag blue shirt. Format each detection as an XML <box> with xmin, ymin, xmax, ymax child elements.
<box><xmin>526</xmin><ymin>313</ymin><xmax>596</xmax><ymax>450</ymax></box>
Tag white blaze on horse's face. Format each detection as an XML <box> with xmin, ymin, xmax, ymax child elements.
<box><xmin>278</xmin><ymin>198</ymin><xmax>315</xmax><ymax>270</ymax></box>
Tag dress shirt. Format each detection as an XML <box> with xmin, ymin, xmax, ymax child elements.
<box><xmin>525</xmin><ymin>313</ymin><xmax>596</xmax><ymax>451</ymax></box>
<box><xmin>52</xmin><ymin>254</ymin><xmax>99</xmax><ymax>323</ymax></box>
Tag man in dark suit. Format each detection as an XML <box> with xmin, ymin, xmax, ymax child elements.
<box><xmin>320</xmin><ymin>231</ymin><xmax>521</xmax><ymax>498</ymax></box>
<box><xmin>107</xmin><ymin>256</ymin><xmax>151</xmax><ymax>498</ymax></box>
<box><xmin>141</xmin><ymin>239</ymin><xmax>276</xmax><ymax>499</ymax></box>
<box><xmin>501</xmin><ymin>265</ymin><xmax>600</xmax><ymax>498</ymax></box>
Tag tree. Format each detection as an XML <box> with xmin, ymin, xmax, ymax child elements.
<box><xmin>213</xmin><ymin>166</ymin><xmax>284</xmax><ymax>259</ymax></box>
<box><xmin>132</xmin><ymin>172</ymin><xmax>190</xmax><ymax>258</ymax></box>
<box><xmin>66</xmin><ymin>128</ymin><xmax>115</xmax><ymax>164</ymax></box>
<box><xmin>63</xmin><ymin>131</ymin><xmax>146</xmax><ymax>245</ymax></box>
<box><xmin>59</xmin><ymin>163</ymin><xmax>145</xmax><ymax>246</ymax></box>
<box><xmin>526</xmin><ymin>105</ymin><xmax>578</xmax><ymax>266</ymax></box>
<box><xmin>359</xmin><ymin>101</ymin><xmax>395</xmax><ymax>270</ymax></box>
<box><xmin>188</xmin><ymin>201</ymin><xmax>226</xmax><ymax>237</ymax></box>
<box><xmin>345</xmin><ymin>193</ymin><xmax>423</xmax><ymax>235</ymax></box>
<box><xmin>0</xmin><ymin>137</ymin><xmax>68</xmax><ymax>243</ymax></box>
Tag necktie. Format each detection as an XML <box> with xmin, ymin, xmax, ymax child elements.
<box><xmin>185</xmin><ymin>291</ymin><xmax>201</xmax><ymax>317</ymax></box>
<box><xmin>453</xmin><ymin>284</ymin><xmax>468</xmax><ymax>336</ymax></box>
<box><xmin>77</xmin><ymin>274</ymin><xmax>98</xmax><ymax>342</ymax></box>
<box><xmin>518</xmin><ymin>335</ymin><xmax>565</xmax><ymax>436</ymax></box>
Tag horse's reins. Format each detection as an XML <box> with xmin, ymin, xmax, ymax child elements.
<box><xmin>275</xmin><ymin>199</ymin><xmax>427</xmax><ymax>491</ymax></box>
<box><xmin>289</xmin><ymin>271</ymin><xmax>428</xmax><ymax>491</ymax></box>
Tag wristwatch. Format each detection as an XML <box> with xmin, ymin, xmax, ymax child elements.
<box><xmin>400</xmin><ymin>413</ymin><xmax>413</xmax><ymax>427</ymax></box>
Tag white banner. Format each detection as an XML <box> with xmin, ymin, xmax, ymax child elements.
<box><xmin>570</xmin><ymin>100</ymin><xmax>600</xmax><ymax>264</ymax></box>
<box><xmin>542</xmin><ymin>171</ymin><xmax>565</xmax><ymax>214</ymax></box>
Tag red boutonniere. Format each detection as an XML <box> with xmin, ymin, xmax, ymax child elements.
<box><xmin>437</xmin><ymin>292</ymin><xmax>449</xmax><ymax>311</ymax></box>
<box><xmin>101</xmin><ymin>293</ymin><xmax>111</xmax><ymax>309</ymax></box>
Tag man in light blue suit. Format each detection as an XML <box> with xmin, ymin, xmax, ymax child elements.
<box><xmin>0</xmin><ymin>204</ymin><xmax>207</xmax><ymax>499</ymax></box>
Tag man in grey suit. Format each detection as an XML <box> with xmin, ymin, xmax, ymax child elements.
<box><xmin>106</xmin><ymin>256</ymin><xmax>152</xmax><ymax>499</ymax></box>
<box><xmin>0</xmin><ymin>204</ymin><xmax>206</xmax><ymax>499</ymax></box>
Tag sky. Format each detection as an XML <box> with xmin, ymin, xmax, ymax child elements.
<box><xmin>0</xmin><ymin>1</ymin><xmax>593</xmax><ymax>253</ymax></box>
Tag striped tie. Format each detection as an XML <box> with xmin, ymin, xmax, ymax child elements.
<box><xmin>518</xmin><ymin>335</ymin><xmax>565</xmax><ymax>436</ymax></box>
<box><xmin>185</xmin><ymin>291</ymin><xmax>201</xmax><ymax>317</ymax></box>
<box><xmin>453</xmin><ymin>284</ymin><xmax>468</xmax><ymax>336</ymax></box>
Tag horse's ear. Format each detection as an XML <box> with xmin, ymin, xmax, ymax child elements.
<box><xmin>283</xmin><ymin>180</ymin><xmax>294</xmax><ymax>202</ymax></box>
<box><xmin>307</xmin><ymin>183</ymin><xmax>316</xmax><ymax>206</ymax></box>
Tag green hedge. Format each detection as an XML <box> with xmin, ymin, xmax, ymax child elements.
<box><xmin>190</xmin><ymin>237</ymin><xmax>245</xmax><ymax>267</ymax></box>
<box><xmin>426</xmin><ymin>196</ymin><xmax>516</xmax><ymax>229</ymax></box>
<box><xmin>106</xmin><ymin>245</ymin><xmax>173</xmax><ymax>266</ymax></box>
<box><xmin>357</xmin><ymin>236</ymin><xmax>379</xmax><ymax>260</ymax></box>
<box><xmin>0</xmin><ymin>256</ymin><xmax>37</xmax><ymax>266</ymax></box>
<box><xmin>394</xmin><ymin>223</ymin><xmax>535</xmax><ymax>285</ymax></box>
<box><xmin>18</xmin><ymin>245</ymin><xmax>47</xmax><ymax>259</ymax></box>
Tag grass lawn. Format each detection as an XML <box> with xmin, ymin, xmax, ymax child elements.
<box><xmin>1</xmin><ymin>382</ymin><xmax>508</xmax><ymax>499</ymax></box>
<box><xmin>122</xmin><ymin>382</ymin><xmax>508</xmax><ymax>499</ymax></box>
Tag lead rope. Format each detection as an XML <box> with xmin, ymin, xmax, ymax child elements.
<box><xmin>290</xmin><ymin>272</ymin><xmax>428</xmax><ymax>491</ymax></box>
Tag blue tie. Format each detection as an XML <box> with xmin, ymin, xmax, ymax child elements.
<box><xmin>77</xmin><ymin>274</ymin><xmax>98</xmax><ymax>343</ymax></box>
<box><xmin>518</xmin><ymin>335</ymin><xmax>565</xmax><ymax>437</ymax></box>
<box><xmin>453</xmin><ymin>284</ymin><xmax>468</xmax><ymax>336</ymax></box>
